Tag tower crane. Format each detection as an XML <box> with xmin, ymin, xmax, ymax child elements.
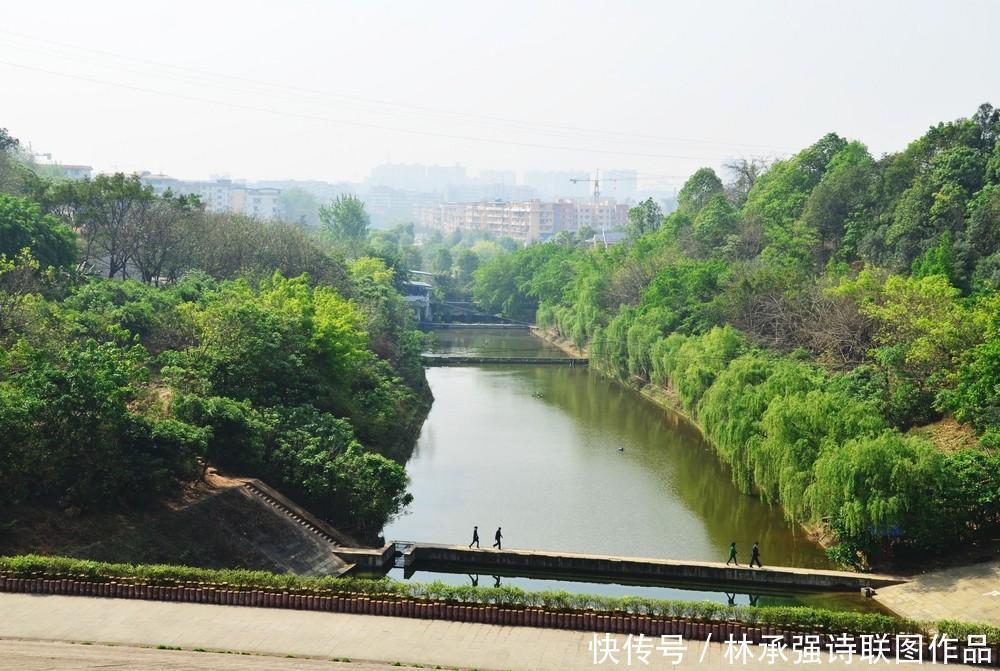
<box><xmin>569</xmin><ymin>169</ymin><xmax>623</xmax><ymax>248</ymax></box>
<box><xmin>569</xmin><ymin>169</ymin><xmax>615</xmax><ymax>205</ymax></box>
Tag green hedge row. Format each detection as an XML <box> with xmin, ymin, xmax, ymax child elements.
<box><xmin>5</xmin><ymin>554</ymin><xmax>998</xmax><ymax>643</ymax></box>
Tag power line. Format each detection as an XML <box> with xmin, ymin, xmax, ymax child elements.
<box><xmin>0</xmin><ymin>58</ymin><xmax>746</xmax><ymax>162</ymax></box>
<box><xmin>0</xmin><ymin>29</ymin><xmax>795</xmax><ymax>155</ymax></box>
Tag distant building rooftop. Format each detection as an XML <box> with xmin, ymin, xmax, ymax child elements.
<box><xmin>585</xmin><ymin>231</ymin><xmax>628</xmax><ymax>246</ymax></box>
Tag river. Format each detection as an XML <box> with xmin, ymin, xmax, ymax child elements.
<box><xmin>381</xmin><ymin>329</ymin><xmax>876</xmax><ymax>612</ymax></box>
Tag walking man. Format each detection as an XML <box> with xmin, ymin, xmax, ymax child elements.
<box><xmin>492</xmin><ymin>526</ymin><xmax>503</xmax><ymax>550</ymax></box>
<box><xmin>726</xmin><ymin>541</ymin><xmax>739</xmax><ymax>566</ymax></box>
<box><xmin>750</xmin><ymin>541</ymin><xmax>763</xmax><ymax>568</ymax></box>
<box><xmin>469</xmin><ymin>525</ymin><xmax>480</xmax><ymax>548</ymax></box>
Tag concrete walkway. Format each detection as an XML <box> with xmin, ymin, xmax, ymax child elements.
<box><xmin>875</xmin><ymin>560</ymin><xmax>1000</xmax><ymax>625</ymax></box>
<box><xmin>400</xmin><ymin>543</ymin><xmax>906</xmax><ymax>590</ymax></box>
<box><xmin>0</xmin><ymin>593</ymin><xmax>975</xmax><ymax>669</ymax></box>
<box><xmin>0</xmin><ymin>639</ymin><xmax>424</xmax><ymax>670</ymax></box>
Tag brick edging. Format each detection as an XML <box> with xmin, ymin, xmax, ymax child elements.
<box><xmin>0</xmin><ymin>572</ymin><xmax>993</xmax><ymax>663</ymax></box>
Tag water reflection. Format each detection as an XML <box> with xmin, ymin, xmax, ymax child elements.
<box><xmin>386</xmin><ymin>330</ymin><xmax>830</xmax><ymax>570</ymax></box>
<box><xmin>377</xmin><ymin>566</ymin><xmax>885</xmax><ymax>613</ymax></box>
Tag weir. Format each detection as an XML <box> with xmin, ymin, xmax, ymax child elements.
<box><xmin>338</xmin><ymin>543</ymin><xmax>906</xmax><ymax>592</ymax></box>
<box><xmin>421</xmin><ymin>355</ymin><xmax>588</xmax><ymax>366</ymax></box>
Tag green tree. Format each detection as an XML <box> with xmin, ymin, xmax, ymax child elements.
<box><xmin>691</xmin><ymin>193</ymin><xmax>739</xmax><ymax>254</ymax></box>
<box><xmin>798</xmin><ymin>141</ymin><xmax>874</xmax><ymax>266</ymax></box>
<box><xmin>279</xmin><ymin>188</ymin><xmax>319</xmax><ymax>227</ymax></box>
<box><xmin>73</xmin><ymin>174</ymin><xmax>156</xmax><ymax>278</ymax></box>
<box><xmin>807</xmin><ymin>431</ymin><xmax>948</xmax><ymax>554</ymax></box>
<box><xmin>1</xmin><ymin>339</ymin><xmax>206</xmax><ymax>509</ymax></box>
<box><xmin>453</xmin><ymin>248</ymin><xmax>480</xmax><ymax>289</ymax></box>
<box><xmin>0</xmin><ymin>193</ymin><xmax>77</xmax><ymax>267</ymax></box>
<box><xmin>677</xmin><ymin>168</ymin><xmax>723</xmax><ymax>216</ymax></box>
<box><xmin>320</xmin><ymin>195</ymin><xmax>370</xmax><ymax>257</ymax></box>
<box><xmin>432</xmin><ymin>247</ymin><xmax>453</xmax><ymax>274</ymax></box>
<box><xmin>626</xmin><ymin>197</ymin><xmax>663</xmax><ymax>239</ymax></box>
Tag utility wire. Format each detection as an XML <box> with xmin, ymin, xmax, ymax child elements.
<box><xmin>0</xmin><ymin>29</ymin><xmax>794</xmax><ymax>154</ymax></box>
<box><xmin>0</xmin><ymin>58</ymin><xmax>748</xmax><ymax>162</ymax></box>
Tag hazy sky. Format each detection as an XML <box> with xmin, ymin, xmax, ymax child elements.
<box><xmin>3</xmin><ymin>0</ymin><xmax>998</xmax><ymax>188</ymax></box>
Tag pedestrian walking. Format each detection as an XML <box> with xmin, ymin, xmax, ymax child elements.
<box><xmin>726</xmin><ymin>541</ymin><xmax>739</xmax><ymax>566</ymax></box>
<box><xmin>469</xmin><ymin>525</ymin><xmax>480</xmax><ymax>548</ymax></box>
<box><xmin>492</xmin><ymin>526</ymin><xmax>503</xmax><ymax>550</ymax></box>
<box><xmin>749</xmin><ymin>541</ymin><xmax>763</xmax><ymax>568</ymax></box>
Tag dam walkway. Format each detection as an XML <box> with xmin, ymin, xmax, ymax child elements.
<box><xmin>339</xmin><ymin>543</ymin><xmax>907</xmax><ymax>592</ymax></box>
<box><xmin>421</xmin><ymin>355</ymin><xmax>588</xmax><ymax>366</ymax></box>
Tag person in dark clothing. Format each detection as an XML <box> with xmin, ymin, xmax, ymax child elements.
<box><xmin>492</xmin><ymin>526</ymin><xmax>503</xmax><ymax>549</ymax></box>
<box><xmin>469</xmin><ymin>526</ymin><xmax>480</xmax><ymax>548</ymax></box>
<box><xmin>726</xmin><ymin>542</ymin><xmax>739</xmax><ymax>566</ymax></box>
<box><xmin>749</xmin><ymin>542</ymin><xmax>762</xmax><ymax>568</ymax></box>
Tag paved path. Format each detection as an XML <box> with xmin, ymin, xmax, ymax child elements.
<box><xmin>0</xmin><ymin>639</ymin><xmax>423</xmax><ymax>670</ymax></box>
<box><xmin>0</xmin><ymin>593</ymin><xmax>974</xmax><ymax>669</ymax></box>
<box><xmin>875</xmin><ymin>560</ymin><xmax>1000</xmax><ymax>625</ymax></box>
<box><xmin>400</xmin><ymin>543</ymin><xmax>906</xmax><ymax>591</ymax></box>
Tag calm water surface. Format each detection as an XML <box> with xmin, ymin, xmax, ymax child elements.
<box><xmin>380</xmin><ymin>330</ymin><xmax>873</xmax><ymax>610</ymax></box>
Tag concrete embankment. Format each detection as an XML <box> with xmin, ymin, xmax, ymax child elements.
<box><xmin>397</xmin><ymin>544</ymin><xmax>906</xmax><ymax>591</ymax></box>
<box><xmin>529</xmin><ymin>327</ymin><xmax>589</xmax><ymax>358</ymax></box>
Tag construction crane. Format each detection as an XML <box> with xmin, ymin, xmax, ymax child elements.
<box><xmin>569</xmin><ymin>169</ymin><xmax>612</xmax><ymax>205</ymax></box>
<box><xmin>569</xmin><ymin>169</ymin><xmax>627</xmax><ymax>248</ymax></box>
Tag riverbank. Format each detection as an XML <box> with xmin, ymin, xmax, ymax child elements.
<box><xmin>528</xmin><ymin>327</ymin><xmax>838</xmax><ymax>557</ymax></box>
<box><xmin>530</xmin><ymin>326</ymin><xmax>589</xmax><ymax>358</ymax></box>
<box><xmin>532</xmin><ymin>328</ymin><xmax>697</xmax><ymax>427</ymax></box>
<box><xmin>0</xmin><ymin>475</ymin><xmax>351</xmax><ymax>576</ymax></box>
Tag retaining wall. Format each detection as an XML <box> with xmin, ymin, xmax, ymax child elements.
<box><xmin>0</xmin><ymin>572</ymin><xmax>985</xmax><ymax>664</ymax></box>
<box><xmin>333</xmin><ymin>544</ymin><xmax>395</xmax><ymax>570</ymax></box>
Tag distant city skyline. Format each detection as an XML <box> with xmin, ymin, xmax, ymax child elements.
<box><xmin>4</xmin><ymin>1</ymin><xmax>997</xmax><ymax>188</ymax></box>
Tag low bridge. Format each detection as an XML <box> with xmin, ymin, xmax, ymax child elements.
<box><xmin>338</xmin><ymin>543</ymin><xmax>906</xmax><ymax>592</ymax></box>
<box><xmin>422</xmin><ymin>356</ymin><xmax>588</xmax><ymax>366</ymax></box>
<box><xmin>419</xmin><ymin>322</ymin><xmax>532</xmax><ymax>330</ymax></box>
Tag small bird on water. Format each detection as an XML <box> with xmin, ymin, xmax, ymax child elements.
<box><xmin>617</xmin><ymin>446</ymin><xmax>624</xmax><ymax>452</ymax></box>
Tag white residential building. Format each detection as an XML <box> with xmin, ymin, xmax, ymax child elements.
<box><xmin>416</xmin><ymin>198</ymin><xmax>626</xmax><ymax>242</ymax></box>
<box><xmin>139</xmin><ymin>173</ymin><xmax>283</xmax><ymax>220</ymax></box>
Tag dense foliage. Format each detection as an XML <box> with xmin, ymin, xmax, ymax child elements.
<box><xmin>0</xmin><ymin>139</ymin><xmax>429</xmax><ymax>537</ymax></box>
<box><xmin>368</xmin><ymin>223</ymin><xmax>520</xmax><ymax>304</ymax></box>
<box><xmin>474</xmin><ymin>104</ymin><xmax>1000</xmax><ymax>564</ymax></box>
